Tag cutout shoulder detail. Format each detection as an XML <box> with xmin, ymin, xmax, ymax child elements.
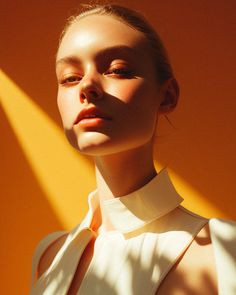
<box><xmin>209</xmin><ymin>218</ymin><xmax>236</xmax><ymax>295</ymax></box>
<box><xmin>31</xmin><ymin>231</ymin><xmax>67</xmax><ymax>287</ymax></box>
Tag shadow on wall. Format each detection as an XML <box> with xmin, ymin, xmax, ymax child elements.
<box><xmin>1</xmin><ymin>106</ymin><xmax>63</xmax><ymax>295</ymax></box>
<box><xmin>1</xmin><ymin>1</ymin><xmax>236</xmax><ymax>295</ymax></box>
<box><xmin>1</xmin><ymin>0</ymin><xmax>236</xmax><ymax>220</ymax></box>
<box><xmin>0</xmin><ymin>69</ymin><xmax>95</xmax><ymax>295</ymax></box>
<box><xmin>150</xmin><ymin>0</ymin><xmax>236</xmax><ymax>219</ymax></box>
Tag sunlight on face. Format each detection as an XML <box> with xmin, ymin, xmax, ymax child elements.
<box><xmin>56</xmin><ymin>14</ymin><xmax>163</xmax><ymax>156</ymax></box>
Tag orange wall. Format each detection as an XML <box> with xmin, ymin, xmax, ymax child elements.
<box><xmin>1</xmin><ymin>1</ymin><xmax>236</xmax><ymax>294</ymax></box>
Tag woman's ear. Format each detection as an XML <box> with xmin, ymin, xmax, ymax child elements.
<box><xmin>159</xmin><ymin>78</ymin><xmax>179</xmax><ymax>114</ymax></box>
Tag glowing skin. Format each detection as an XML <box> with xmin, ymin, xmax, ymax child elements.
<box><xmin>38</xmin><ymin>15</ymin><xmax>217</xmax><ymax>295</ymax></box>
<box><xmin>56</xmin><ymin>14</ymin><xmax>180</xmax><ymax>201</ymax></box>
<box><xmin>56</xmin><ymin>14</ymin><xmax>164</xmax><ymax>157</ymax></box>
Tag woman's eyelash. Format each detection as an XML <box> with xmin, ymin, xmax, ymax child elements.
<box><xmin>60</xmin><ymin>76</ymin><xmax>82</xmax><ymax>85</ymax></box>
<box><xmin>59</xmin><ymin>67</ymin><xmax>133</xmax><ymax>85</ymax></box>
<box><xmin>106</xmin><ymin>68</ymin><xmax>133</xmax><ymax>77</ymax></box>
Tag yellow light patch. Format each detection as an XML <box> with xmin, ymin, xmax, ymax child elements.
<box><xmin>0</xmin><ymin>69</ymin><xmax>225</xmax><ymax>229</ymax></box>
<box><xmin>0</xmin><ymin>69</ymin><xmax>95</xmax><ymax>229</ymax></box>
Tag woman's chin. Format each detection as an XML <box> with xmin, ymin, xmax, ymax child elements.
<box><xmin>65</xmin><ymin>129</ymin><xmax>153</xmax><ymax>157</ymax></box>
<box><xmin>67</xmin><ymin>131</ymin><xmax>114</xmax><ymax>156</ymax></box>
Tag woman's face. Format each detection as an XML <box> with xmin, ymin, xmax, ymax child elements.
<box><xmin>56</xmin><ymin>14</ymin><xmax>164</xmax><ymax>156</ymax></box>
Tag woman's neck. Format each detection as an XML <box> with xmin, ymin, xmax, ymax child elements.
<box><xmin>94</xmin><ymin>142</ymin><xmax>157</xmax><ymax>200</ymax></box>
<box><xmin>91</xmin><ymin>141</ymin><xmax>157</xmax><ymax>233</ymax></box>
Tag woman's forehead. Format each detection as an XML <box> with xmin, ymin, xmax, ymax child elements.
<box><xmin>57</xmin><ymin>14</ymin><xmax>149</xmax><ymax>61</ymax></box>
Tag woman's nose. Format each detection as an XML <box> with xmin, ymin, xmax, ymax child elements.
<box><xmin>79</xmin><ymin>77</ymin><xmax>103</xmax><ymax>103</ymax></box>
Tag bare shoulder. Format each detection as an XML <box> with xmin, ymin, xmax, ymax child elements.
<box><xmin>157</xmin><ymin>223</ymin><xmax>218</xmax><ymax>295</ymax></box>
<box><xmin>37</xmin><ymin>233</ymin><xmax>68</xmax><ymax>278</ymax></box>
<box><xmin>190</xmin><ymin>223</ymin><xmax>217</xmax><ymax>283</ymax></box>
<box><xmin>178</xmin><ymin>223</ymin><xmax>217</xmax><ymax>294</ymax></box>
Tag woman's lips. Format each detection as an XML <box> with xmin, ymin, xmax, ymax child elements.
<box><xmin>74</xmin><ymin>107</ymin><xmax>112</xmax><ymax>127</ymax></box>
<box><xmin>78</xmin><ymin>117</ymin><xmax>111</xmax><ymax>128</ymax></box>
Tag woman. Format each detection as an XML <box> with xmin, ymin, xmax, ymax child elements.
<box><xmin>30</xmin><ymin>4</ymin><xmax>236</xmax><ymax>295</ymax></box>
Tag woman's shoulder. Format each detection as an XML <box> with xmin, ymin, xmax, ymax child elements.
<box><xmin>209</xmin><ymin>218</ymin><xmax>236</xmax><ymax>294</ymax></box>
<box><xmin>31</xmin><ymin>230</ymin><xmax>68</xmax><ymax>286</ymax></box>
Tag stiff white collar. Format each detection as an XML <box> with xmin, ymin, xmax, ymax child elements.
<box><xmin>82</xmin><ymin>169</ymin><xmax>183</xmax><ymax>234</ymax></box>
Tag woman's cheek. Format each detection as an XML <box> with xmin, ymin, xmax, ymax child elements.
<box><xmin>57</xmin><ymin>89</ymin><xmax>78</xmax><ymax>128</ymax></box>
<box><xmin>123</xmin><ymin>80</ymin><xmax>153</xmax><ymax>107</ymax></box>
<box><xmin>108</xmin><ymin>79</ymin><xmax>147</xmax><ymax>104</ymax></box>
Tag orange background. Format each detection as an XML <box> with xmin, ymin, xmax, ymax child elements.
<box><xmin>1</xmin><ymin>1</ymin><xmax>236</xmax><ymax>294</ymax></box>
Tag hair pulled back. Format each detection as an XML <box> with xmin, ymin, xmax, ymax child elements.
<box><xmin>59</xmin><ymin>4</ymin><xmax>175</xmax><ymax>84</ymax></box>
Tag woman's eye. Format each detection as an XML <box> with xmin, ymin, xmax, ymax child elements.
<box><xmin>59</xmin><ymin>76</ymin><xmax>82</xmax><ymax>86</ymax></box>
<box><xmin>106</xmin><ymin>68</ymin><xmax>133</xmax><ymax>78</ymax></box>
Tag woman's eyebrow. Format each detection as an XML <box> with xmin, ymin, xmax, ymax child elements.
<box><xmin>95</xmin><ymin>45</ymin><xmax>138</xmax><ymax>60</ymax></box>
<box><xmin>56</xmin><ymin>56</ymin><xmax>81</xmax><ymax>68</ymax></box>
<box><xmin>56</xmin><ymin>45</ymin><xmax>138</xmax><ymax>67</ymax></box>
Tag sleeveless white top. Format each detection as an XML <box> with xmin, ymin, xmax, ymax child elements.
<box><xmin>30</xmin><ymin>169</ymin><xmax>236</xmax><ymax>294</ymax></box>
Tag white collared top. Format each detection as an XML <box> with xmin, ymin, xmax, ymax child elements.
<box><xmin>30</xmin><ymin>169</ymin><xmax>236</xmax><ymax>295</ymax></box>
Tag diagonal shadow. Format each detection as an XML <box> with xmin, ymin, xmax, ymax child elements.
<box><xmin>1</xmin><ymin>106</ymin><xmax>63</xmax><ymax>295</ymax></box>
